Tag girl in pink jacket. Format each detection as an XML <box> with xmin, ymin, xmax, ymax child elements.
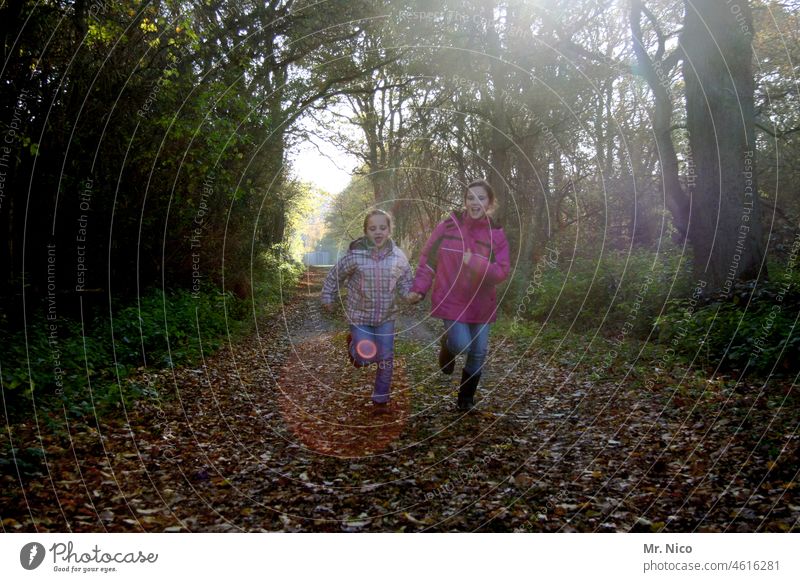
<box><xmin>407</xmin><ymin>180</ymin><xmax>511</xmax><ymax>411</ymax></box>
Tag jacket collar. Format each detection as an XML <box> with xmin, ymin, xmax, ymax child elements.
<box><xmin>452</xmin><ymin>210</ymin><xmax>498</xmax><ymax>230</ymax></box>
<box><xmin>349</xmin><ymin>236</ymin><xmax>394</xmax><ymax>254</ymax></box>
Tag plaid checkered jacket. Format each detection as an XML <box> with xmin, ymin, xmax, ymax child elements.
<box><xmin>321</xmin><ymin>237</ymin><xmax>413</xmax><ymax>326</ymax></box>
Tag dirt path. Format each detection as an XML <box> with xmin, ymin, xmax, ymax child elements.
<box><xmin>2</xmin><ymin>267</ymin><xmax>796</xmax><ymax>532</ymax></box>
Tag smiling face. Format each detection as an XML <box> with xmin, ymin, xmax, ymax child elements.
<box><xmin>365</xmin><ymin>213</ymin><xmax>391</xmax><ymax>248</ymax></box>
<box><xmin>465</xmin><ymin>185</ymin><xmax>491</xmax><ymax>220</ymax></box>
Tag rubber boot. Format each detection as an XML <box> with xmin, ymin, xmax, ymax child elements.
<box><xmin>438</xmin><ymin>336</ymin><xmax>456</xmax><ymax>375</ymax></box>
<box><xmin>456</xmin><ymin>369</ymin><xmax>480</xmax><ymax>411</ymax></box>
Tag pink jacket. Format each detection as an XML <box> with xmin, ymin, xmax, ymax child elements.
<box><xmin>411</xmin><ymin>211</ymin><xmax>510</xmax><ymax>323</ymax></box>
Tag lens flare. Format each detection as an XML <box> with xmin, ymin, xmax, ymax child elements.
<box><xmin>355</xmin><ymin>339</ymin><xmax>377</xmax><ymax>360</ymax></box>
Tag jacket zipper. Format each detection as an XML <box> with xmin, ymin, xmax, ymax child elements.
<box><xmin>375</xmin><ymin>249</ymin><xmax>381</xmax><ymax>323</ymax></box>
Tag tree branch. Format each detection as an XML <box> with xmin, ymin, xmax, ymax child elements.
<box><xmin>630</xmin><ymin>0</ymin><xmax>689</xmax><ymax>238</ymax></box>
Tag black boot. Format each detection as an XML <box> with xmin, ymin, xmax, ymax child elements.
<box><xmin>438</xmin><ymin>336</ymin><xmax>455</xmax><ymax>375</ymax></box>
<box><xmin>456</xmin><ymin>369</ymin><xmax>480</xmax><ymax>411</ymax></box>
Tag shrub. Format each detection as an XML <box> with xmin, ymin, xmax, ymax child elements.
<box><xmin>508</xmin><ymin>246</ymin><xmax>693</xmax><ymax>337</ymax></box>
<box><xmin>1</xmin><ymin>249</ymin><xmax>303</xmax><ymax>417</ymax></box>
<box><xmin>656</xmin><ymin>279</ymin><xmax>800</xmax><ymax>376</ymax></box>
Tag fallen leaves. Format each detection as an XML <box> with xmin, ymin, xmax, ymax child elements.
<box><xmin>1</xmin><ymin>268</ymin><xmax>797</xmax><ymax>532</ymax></box>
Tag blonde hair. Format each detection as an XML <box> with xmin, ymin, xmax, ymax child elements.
<box><xmin>363</xmin><ymin>209</ymin><xmax>393</xmax><ymax>233</ymax></box>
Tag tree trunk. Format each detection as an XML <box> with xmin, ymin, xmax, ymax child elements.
<box><xmin>681</xmin><ymin>0</ymin><xmax>765</xmax><ymax>291</ymax></box>
<box><xmin>630</xmin><ymin>0</ymin><xmax>690</xmax><ymax>242</ymax></box>
<box><xmin>484</xmin><ymin>3</ymin><xmax>510</xmax><ymax>224</ymax></box>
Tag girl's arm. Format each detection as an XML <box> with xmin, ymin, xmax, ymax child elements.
<box><xmin>410</xmin><ymin>221</ymin><xmax>446</xmax><ymax>297</ymax></box>
<box><xmin>466</xmin><ymin>230</ymin><xmax>510</xmax><ymax>285</ymax></box>
<box><xmin>320</xmin><ymin>252</ymin><xmax>356</xmax><ymax>305</ymax></box>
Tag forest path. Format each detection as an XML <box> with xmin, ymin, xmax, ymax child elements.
<box><xmin>2</xmin><ymin>268</ymin><xmax>795</xmax><ymax>532</ymax></box>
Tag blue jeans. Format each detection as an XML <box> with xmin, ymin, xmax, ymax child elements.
<box><xmin>350</xmin><ymin>321</ymin><xmax>395</xmax><ymax>404</ymax></box>
<box><xmin>442</xmin><ymin>320</ymin><xmax>491</xmax><ymax>377</ymax></box>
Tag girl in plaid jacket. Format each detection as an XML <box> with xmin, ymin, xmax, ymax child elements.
<box><xmin>321</xmin><ymin>210</ymin><xmax>413</xmax><ymax>410</ymax></box>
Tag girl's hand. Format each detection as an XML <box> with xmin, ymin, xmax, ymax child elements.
<box><xmin>463</xmin><ymin>248</ymin><xmax>473</xmax><ymax>265</ymax></box>
<box><xmin>322</xmin><ymin>302</ymin><xmax>335</xmax><ymax>313</ymax></box>
<box><xmin>406</xmin><ymin>292</ymin><xmax>422</xmax><ymax>304</ymax></box>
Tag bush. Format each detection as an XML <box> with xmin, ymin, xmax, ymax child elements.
<box><xmin>253</xmin><ymin>245</ymin><xmax>304</xmax><ymax>315</ymax></box>
<box><xmin>656</xmin><ymin>279</ymin><xmax>800</xmax><ymax>375</ymax></box>
<box><xmin>108</xmin><ymin>287</ymin><xmax>239</xmax><ymax>368</ymax></box>
<box><xmin>508</xmin><ymin>246</ymin><xmax>693</xmax><ymax>337</ymax></box>
<box><xmin>1</xmin><ymin>249</ymin><xmax>303</xmax><ymax>417</ymax></box>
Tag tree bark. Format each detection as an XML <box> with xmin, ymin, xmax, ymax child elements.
<box><xmin>681</xmin><ymin>0</ymin><xmax>765</xmax><ymax>291</ymax></box>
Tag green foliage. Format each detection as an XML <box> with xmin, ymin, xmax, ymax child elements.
<box><xmin>319</xmin><ymin>176</ymin><xmax>375</xmax><ymax>254</ymax></box>
<box><xmin>283</xmin><ymin>182</ymin><xmax>330</xmax><ymax>261</ymax></box>
<box><xmin>1</xmin><ymin>289</ymin><xmax>229</xmax><ymax>415</ymax></box>
<box><xmin>509</xmin><ymin>247</ymin><xmax>693</xmax><ymax>336</ymax></box>
<box><xmin>108</xmin><ymin>287</ymin><xmax>237</xmax><ymax>368</ymax></box>
<box><xmin>0</xmin><ymin>446</ymin><xmax>45</xmax><ymax>477</ymax></box>
<box><xmin>1</xmin><ymin>252</ymin><xmax>301</xmax><ymax>418</ymax></box>
<box><xmin>252</xmin><ymin>246</ymin><xmax>305</xmax><ymax>317</ymax></box>
<box><xmin>495</xmin><ymin>316</ymin><xmax>683</xmax><ymax>384</ymax></box>
<box><xmin>3</xmin><ymin>0</ymin><xmax>368</xmax><ymax>318</ymax></box>
<box><xmin>656</xmin><ymin>279</ymin><xmax>800</xmax><ymax>375</ymax></box>
<box><xmin>505</xmin><ymin>247</ymin><xmax>798</xmax><ymax>377</ymax></box>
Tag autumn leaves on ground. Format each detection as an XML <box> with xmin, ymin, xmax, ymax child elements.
<box><xmin>2</xmin><ymin>268</ymin><xmax>797</xmax><ymax>532</ymax></box>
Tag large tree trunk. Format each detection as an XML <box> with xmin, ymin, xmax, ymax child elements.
<box><xmin>681</xmin><ymin>0</ymin><xmax>765</xmax><ymax>291</ymax></box>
